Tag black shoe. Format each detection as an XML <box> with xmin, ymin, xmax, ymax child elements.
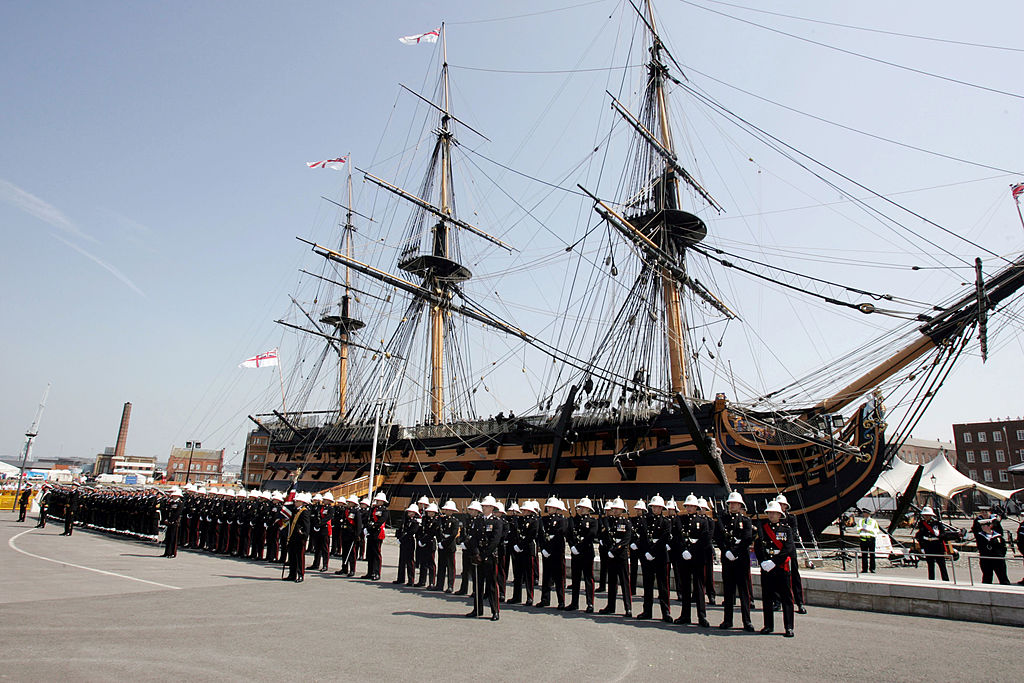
<box><xmin>360</xmin><ymin>574</ymin><xmax>372</xmax><ymax>579</ymax></box>
<box><xmin>564</xmin><ymin>603</ymin><xmax>578</xmax><ymax>611</ymax></box>
<box><xmin>523</xmin><ymin>600</ymin><xmax>533</xmax><ymax>607</ymax></box>
<box><xmin>596</xmin><ymin>585</ymin><xmax>605</xmax><ymax>592</ymax></box>
<box><xmin>306</xmin><ymin>565</ymin><xmax>318</xmax><ymax>570</ymax></box>
<box><xmin>797</xmin><ymin>606</ymin><xmax>808</xmax><ymax>615</ymax></box>
<box><xmin>598</xmin><ymin>606</ymin><xmax>614</xmax><ymax>614</ymax></box>
<box><xmin>585</xmin><ymin>606</ymin><xmax>594</xmax><ymax>613</ymax></box>
<box><xmin>743</xmin><ymin>624</ymin><xmax>756</xmax><ymax>632</ymax></box>
<box><xmin>406</xmin><ymin>582</ymin><xmax>415</xmax><ymax>587</ymax></box>
<box><xmin>784</xmin><ymin>629</ymin><xmax>795</xmax><ymax>638</ymax></box>
<box><xmin>661</xmin><ymin>615</ymin><xmax>673</xmax><ymax>623</ymax></box>
<box><xmin>465</xmin><ymin>610</ymin><xmax>478</xmax><ymax>618</ymax></box>
<box><xmin>414</xmin><ymin>582</ymin><xmax>426</xmax><ymax>587</ymax></box>
<box><xmin>759</xmin><ymin>627</ymin><xmax>773</xmax><ymax>634</ymax></box>
<box><xmin>506</xmin><ymin>598</ymin><xmax>521</xmax><ymax>605</ymax></box>
<box><xmin>718</xmin><ymin>622</ymin><xmax>732</xmax><ymax>630</ymax></box>
<box><xmin>635</xmin><ymin>612</ymin><xmax>652</xmax><ymax>620</ymax></box>
<box><xmin>392</xmin><ymin>580</ymin><xmax>403</xmax><ymax>584</ymax></box>
<box><xmin>623</xmin><ymin>611</ymin><xmax>632</xmax><ymax>618</ymax></box>
<box><xmin>707</xmin><ymin>597</ymin><xmax>716</xmax><ymax>605</ymax></box>
<box><xmin>674</xmin><ymin>616</ymin><xmax>690</xmax><ymax>625</ymax></box>
<box><xmin>536</xmin><ymin>601</ymin><xmax>550</xmax><ymax>608</ymax></box>
<box><xmin>295</xmin><ymin>577</ymin><xmax>303</xmax><ymax>583</ymax></box>
<box><xmin>698</xmin><ymin>619</ymin><xmax>710</xmax><ymax>628</ymax></box>
<box><xmin>444</xmin><ymin>589</ymin><xmax>453</xmax><ymax>594</ymax></box>
<box><xmin>373</xmin><ymin>575</ymin><xmax>380</xmax><ymax>580</ymax></box>
<box><xmin>455</xmin><ymin>590</ymin><xmax>468</xmax><ymax>595</ymax></box>
<box><xmin>490</xmin><ymin>613</ymin><xmax>499</xmax><ymax>621</ymax></box>
<box><xmin>335</xmin><ymin>570</ymin><xmax>347</xmax><ymax>575</ymax></box>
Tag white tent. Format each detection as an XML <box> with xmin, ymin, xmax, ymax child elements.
<box><xmin>0</xmin><ymin>461</ymin><xmax>21</xmax><ymax>478</ymax></box>
<box><xmin>869</xmin><ymin>453</ymin><xmax>1020</xmax><ymax>501</ymax></box>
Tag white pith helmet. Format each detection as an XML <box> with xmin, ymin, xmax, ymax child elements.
<box><xmin>406</xmin><ymin>504</ymin><xmax>420</xmax><ymax>514</ymax></box>
<box><xmin>683</xmin><ymin>494</ymin><xmax>700</xmax><ymax>507</ymax></box>
<box><xmin>322</xmin><ymin>492</ymin><xmax>334</xmax><ymax>502</ymax></box>
<box><xmin>765</xmin><ymin>500</ymin><xmax>783</xmax><ymax>514</ymax></box>
<box><xmin>426</xmin><ymin>502</ymin><xmax>439</xmax><ymax>513</ymax></box>
<box><xmin>698</xmin><ymin>497</ymin><xmax>710</xmax><ymax>510</ymax></box>
<box><xmin>312</xmin><ymin>493</ymin><xmax>323</xmax><ymax>502</ymax></box>
<box><xmin>417</xmin><ymin>495</ymin><xmax>430</xmax><ymax>506</ymax></box>
<box><xmin>373</xmin><ymin>492</ymin><xmax>388</xmax><ymax>503</ymax></box>
<box><xmin>610</xmin><ymin>497</ymin><xmax>626</xmax><ymax>511</ymax></box>
<box><xmin>576</xmin><ymin>497</ymin><xmax>594</xmax><ymax>511</ymax></box>
<box><xmin>666</xmin><ymin>497</ymin><xmax>678</xmax><ymax>511</ymax></box>
<box><xmin>348</xmin><ymin>494</ymin><xmax>359</xmax><ymax>505</ymax></box>
<box><xmin>481</xmin><ymin>494</ymin><xmax>498</xmax><ymax>507</ymax></box>
<box><xmin>296</xmin><ymin>492</ymin><xmax>312</xmax><ymax>504</ymax></box>
<box><xmin>468</xmin><ymin>500</ymin><xmax>483</xmax><ymax>513</ymax></box>
<box><xmin>508</xmin><ymin>502</ymin><xmax>521</xmax><ymax>513</ymax></box>
<box><xmin>775</xmin><ymin>494</ymin><xmax>789</xmax><ymax>507</ymax></box>
<box><xmin>442</xmin><ymin>500</ymin><xmax>459</xmax><ymax>512</ymax></box>
<box><xmin>169</xmin><ymin>487</ymin><xmax>182</xmax><ymax>497</ymax></box>
<box><xmin>360</xmin><ymin>497</ymin><xmax>370</xmax><ymax>506</ymax></box>
<box><xmin>495</xmin><ymin>501</ymin><xmax>506</xmax><ymax>514</ymax></box>
<box><xmin>726</xmin><ymin>491</ymin><xmax>746</xmax><ymax>508</ymax></box>
<box><xmin>545</xmin><ymin>497</ymin><xmax>566</xmax><ymax>511</ymax></box>
<box><xmin>920</xmin><ymin>506</ymin><xmax>935</xmax><ymax>517</ymax></box>
<box><xmin>649</xmin><ymin>494</ymin><xmax>666</xmax><ymax>509</ymax></box>
<box><xmin>633</xmin><ymin>499</ymin><xmax>647</xmax><ymax>511</ymax></box>
<box><xmin>272</xmin><ymin>491</ymin><xmax>284</xmax><ymax>501</ymax></box>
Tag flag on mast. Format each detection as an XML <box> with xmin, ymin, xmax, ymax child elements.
<box><xmin>306</xmin><ymin>156</ymin><xmax>348</xmax><ymax>170</ymax></box>
<box><xmin>1012</xmin><ymin>183</ymin><xmax>1024</xmax><ymax>203</ymax></box>
<box><xmin>239</xmin><ymin>349</ymin><xmax>279</xmax><ymax>368</ymax></box>
<box><xmin>399</xmin><ymin>29</ymin><xmax>439</xmax><ymax>45</ymax></box>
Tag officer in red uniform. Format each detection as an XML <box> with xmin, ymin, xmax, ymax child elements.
<box><xmin>755</xmin><ymin>500</ymin><xmax>796</xmax><ymax>637</ymax></box>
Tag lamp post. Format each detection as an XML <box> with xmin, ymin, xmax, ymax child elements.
<box><xmin>930</xmin><ymin>474</ymin><xmax>938</xmax><ymax>512</ymax></box>
<box><xmin>821</xmin><ymin>412</ymin><xmax>848</xmax><ymax>569</ymax></box>
<box><xmin>184</xmin><ymin>441</ymin><xmax>200</xmax><ymax>484</ymax></box>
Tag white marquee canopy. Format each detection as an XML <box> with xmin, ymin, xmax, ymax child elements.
<box><xmin>870</xmin><ymin>452</ymin><xmax>1020</xmax><ymax>501</ymax></box>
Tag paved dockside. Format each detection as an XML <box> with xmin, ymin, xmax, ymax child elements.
<box><xmin>1</xmin><ymin>515</ymin><xmax>1020</xmax><ymax>682</ymax></box>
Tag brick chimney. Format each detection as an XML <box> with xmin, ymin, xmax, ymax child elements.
<box><xmin>114</xmin><ymin>402</ymin><xmax>132</xmax><ymax>459</ymax></box>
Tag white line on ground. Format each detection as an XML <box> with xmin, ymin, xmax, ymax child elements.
<box><xmin>8</xmin><ymin>528</ymin><xmax>182</xmax><ymax>590</ymax></box>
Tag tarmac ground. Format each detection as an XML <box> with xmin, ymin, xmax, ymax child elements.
<box><xmin>1</xmin><ymin>513</ymin><xmax>1021</xmax><ymax>682</ymax></box>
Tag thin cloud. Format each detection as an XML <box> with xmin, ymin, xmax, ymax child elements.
<box><xmin>53</xmin><ymin>234</ymin><xmax>146</xmax><ymax>298</ymax></box>
<box><xmin>99</xmin><ymin>208</ymin><xmax>158</xmax><ymax>253</ymax></box>
<box><xmin>0</xmin><ymin>178</ymin><xmax>95</xmax><ymax>242</ymax></box>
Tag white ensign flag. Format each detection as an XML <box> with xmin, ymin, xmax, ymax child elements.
<box><xmin>240</xmin><ymin>349</ymin><xmax>279</xmax><ymax>368</ymax></box>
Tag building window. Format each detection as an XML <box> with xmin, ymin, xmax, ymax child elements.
<box><xmin>996</xmin><ymin>449</ymin><xmax>1005</xmax><ymax>462</ymax></box>
<box><xmin>977</xmin><ymin>432</ymin><xmax>986</xmax><ymax>442</ymax></box>
<box><xmin>983</xmin><ymin>470</ymin><xmax>993</xmax><ymax>483</ymax></box>
<box><xmin>981</xmin><ymin>450</ymin><xmax>990</xmax><ymax>463</ymax></box>
<box><xmin>968</xmin><ymin>469</ymin><xmax>978</xmax><ymax>480</ymax></box>
<box><xmin>966</xmin><ymin>450</ymin><xmax>975</xmax><ymax>463</ymax></box>
<box><xmin>999</xmin><ymin>470</ymin><xmax>1009</xmax><ymax>483</ymax></box>
<box><xmin>993</xmin><ymin>431</ymin><xmax>1002</xmax><ymax>442</ymax></box>
<box><xmin>963</xmin><ymin>433</ymin><xmax>972</xmax><ymax>443</ymax></box>
<box><xmin>1017</xmin><ymin>430</ymin><xmax>1024</xmax><ymax>441</ymax></box>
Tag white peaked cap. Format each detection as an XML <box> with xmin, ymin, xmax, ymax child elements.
<box><xmin>468</xmin><ymin>500</ymin><xmax>483</xmax><ymax>512</ymax></box>
<box><xmin>697</xmin><ymin>497</ymin><xmax>710</xmax><ymax>510</ymax></box>
<box><xmin>322</xmin><ymin>492</ymin><xmax>334</xmax><ymax>502</ymax></box>
<box><xmin>775</xmin><ymin>494</ymin><xmax>789</xmax><ymax>507</ymax></box>
<box><xmin>683</xmin><ymin>494</ymin><xmax>700</xmax><ymax>507</ymax></box>
<box><xmin>649</xmin><ymin>494</ymin><xmax>666</xmax><ymax>508</ymax></box>
<box><xmin>374</xmin><ymin>492</ymin><xmax>388</xmax><ymax>503</ymax></box>
<box><xmin>426</xmin><ymin>503</ymin><xmax>439</xmax><ymax>513</ymax></box>
<box><xmin>417</xmin><ymin>495</ymin><xmax>430</xmax><ymax>505</ymax></box>
<box><xmin>765</xmin><ymin>500</ymin><xmax>783</xmax><ymax>514</ymax></box>
<box><xmin>726</xmin><ymin>491</ymin><xmax>746</xmax><ymax>508</ymax></box>
<box><xmin>442</xmin><ymin>500</ymin><xmax>459</xmax><ymax>512</ymax></box>
<box><xmin>481</xmin><ymin>494</ymin><xmax>498</xmax><ymax>507</ymax></box>
<box><xmin>633</xmin><ymin>499</ymin><xmax>647</xmax><ymax>511</ymax></box>
<box><xmin>312</xmin><ymin>493</ymin><xmax>323</xmax><ymax>502</ymax></box>
<box><xmin>406</xmin><ymin>504</ymin><xmax>420</xmax><ymax>514</ymax></box>
<box><xmin>576</xmin><ymin>497</ymin><xmax>594</xmax><ymax>511</ymax></box>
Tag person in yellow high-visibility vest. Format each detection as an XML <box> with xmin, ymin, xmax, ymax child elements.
<box><xmin>855</xmin><ymin>509</ymin><xmax>881</xmax><ymax>573</ymax></box>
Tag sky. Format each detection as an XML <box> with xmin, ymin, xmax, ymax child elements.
<box><xmin>2</xmin><ymin>1</ymin><xmax>1023</xmax><ymax>471</ymax></box>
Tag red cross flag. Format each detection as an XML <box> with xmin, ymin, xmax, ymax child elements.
<box><xmin>1012</xmin><ymin>183</ymin><xmax>1024</xmax><ymax>203</ymax></box>
<box><xmin>306</xmin><ymin>156</ymin><xmax>348</xmax><ymax>170</ymax></box>
<box><xmin>399</xmin><ymin>29</ymin><xmax>439</xmax><ymax>45</ymax></box>
<box><xmin>239</xmin><ymin>349</ymin><xmax>279</xmax><ymax>369</ymax></box>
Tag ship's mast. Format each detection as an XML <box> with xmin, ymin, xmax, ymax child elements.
<box><xmin>429</xmin><ymin>23</ymin><xmax>454</xmax><ymax>425</ymax></box>
<box><xmin>646</xmin><ymin>0</ymin><xmax>691</xmax><ymax>396</ymax></box>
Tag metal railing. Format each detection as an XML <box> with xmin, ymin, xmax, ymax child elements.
<box><xmin>827</xmin><ymin>547</ymin><xmax>1024</xmax><ymax>586</ymax></box>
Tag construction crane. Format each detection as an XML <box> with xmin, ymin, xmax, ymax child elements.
<box><xmin>11</xmin><ymin>383</ymin><xmax>50</xmax><ymax>511</ymax></box>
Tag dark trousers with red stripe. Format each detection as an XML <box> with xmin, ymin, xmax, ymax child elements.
<box><xmin>570</xmin><ymin>552</ymin><xmax>595</xmax><ymax>609</ymax></box>
<box><xmin>605</xmin><ymin>554</ymin><xmax>631</xmax><ymax>614</ymax></box>
<box><xmin>287</xmin><ymin>535</ymin><xmax>306</xmax><ymax>581</ymax></box>
<box><xmin>340</xmin><ymin>534</ymin><xmax>358</xmax><ymax>574</ymax></box>
<box><xmin>541</xmin><ymin>553</ymin><xmax>566</xmax><ymax>607</ymax></box>
<box><xmin>672</xmin><ymin>556</ymin><xmax>706</xmax><ymax>622</ymax></box>
<box><xmin>641</xmin><ymin>557</ymin><xmax>671</xmax><ymax>618</ymax></box>
<box><xmin>511</xmin><ymin>549</ymin><xmax>535</xmax><ymax>603</ymax></box>
<box><xmin>761</xmin><ymin>567</ymin><xmax>794</xmax><ymax>632</ymax></box>
<box><xmin>721</xmin><ymin>559</ymin><xmax>753</xmax><ymax>627</ymax></box>
<box><xmin>436</xmin><ymin>548</ymin><xmax>456</xmax><ymax>590</ymax></box>
<box><xmin>366</xmin><ymin>537</ymin><xmax>383</xmax><ymax>578</ymax></box>
<box><xmin>474</xmin><ymin>556</ymin><xmax>500</xmax><ymax>616</ymax></box>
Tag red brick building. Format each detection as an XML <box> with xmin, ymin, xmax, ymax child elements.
<box><xmin>167</xmin><ymin>444</ymin><xmax>224</xmax><ymax>483</ymax></box>
<box><xmin>952</xmin><ymin>418</ymin><xmax>1024</xmax><ymax>488</ymax></box>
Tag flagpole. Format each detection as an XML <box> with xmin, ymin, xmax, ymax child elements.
<box><xmin>277</xmin><ymin>351</ymin><xmax>287</xmax><ymax>414</ymax></box>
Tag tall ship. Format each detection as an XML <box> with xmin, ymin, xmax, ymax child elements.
<box><xmin>247</xmin><ymin>2</ymin><xmax>1024</xmax><ymax>540</ymax></box>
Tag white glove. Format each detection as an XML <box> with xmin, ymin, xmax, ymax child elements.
<box><xmin>542</xmin><ymin>549</ymin><xmax>550</xmax><ymax>558</ymax></box>
<box><xmin>760</xmin><ymin>560</ymin><xmax>775</xmax><ymax>572</ymax></box>
<box><xmin>725</xmin><ymin>550</ymin><xmax>736</xmax><ymax>562</ymax></box>
<box><xmin>570</xmin><ymin>546</ymin><xmax>579</xmax><ymax>556</ymax></box>
<box><xmin>417</xmin><ymin>541</ymin><xmax>424</xmax><ymax>547</ymax></box>
<box><xmin>682</xmin><ymin>550</ymin><xmax>692</xmax><ymax>561</ymax></box>
<box><xmin>630</xmin><ymin>543</ymin><xmax>638</xmax><ymax>550</ymax></box>
<box><xmin>458</xmin><ymin>543</ymin><xmax>466</xmax><ymax>550</ymax></box>
<box><xmin>607</xmin><ymin>551</ymin><xmax>614</xmax><ymax>558</ymax></box>
<box><xmin>644</xmin><ymin>552</ymin><xmax>655</xmax><ymax>562</ymax></box>
<box><xmin>513</xmin><ymin>544</ymin><xmax>523</xmax><ymax>553</ymax></box>
<box><xmin>666</xmin><ymin>544</ymin><xmax>671</xmax><ymax>552</ymax></box>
